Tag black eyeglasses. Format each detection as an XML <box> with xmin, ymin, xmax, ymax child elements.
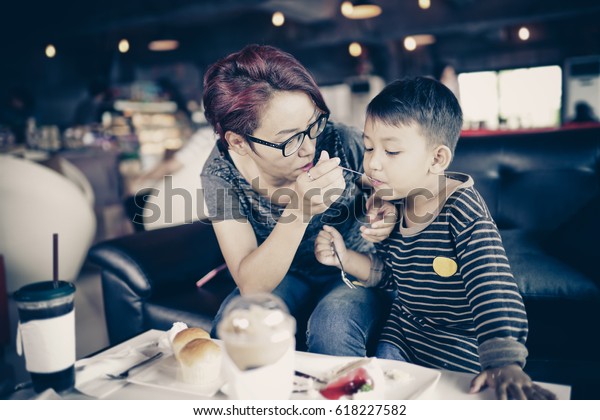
<box><xmin>245</xmin><ymin>113</ymin><xmax>329</xmax><ymax>157</ymax></box>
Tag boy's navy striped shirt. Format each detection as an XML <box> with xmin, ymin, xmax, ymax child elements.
<box><xmin>371</xmin><ymin>173</ymin><xmax>529</xmax><ymax>373</ymax></box>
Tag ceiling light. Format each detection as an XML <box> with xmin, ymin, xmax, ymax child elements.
<box><xmin>341</xmin><ymin>1</ymin><xmax>382</xmax><ymax>20</ymax></box>
<box><xmin>118</xmin><ymin>39</ymin><xmax>130</xmax><ymax>53</ymax></box>
<box><xmin>272</xmin><ymin>11</ymin><xmax>285</xmax><ymax>27</ymax></box>
<box><xmin>148</xmin><ymin>40</ymin><xmax>179</xmax><ymax>52</ymax></box>
<box><xmin>518</xmin><ymin>26</ymin><xmax>530</xmax><ymax>41</ymax></box>
<box><xmin>418</xmin><ymin>0</ymin><xmax>431</xmax><ymax>9</ymax></box>
<box><xmin>404</xmin><ymin>36</ymin><xmax>417</xmax><ymax>51</ymax></box>
<box><xmin>412</xmin><ymin>34</ymin><xmax>436</xmax><ymax>46</ymax></box>
<box><xmin>45</xmin><ymin>44</ymin><xmax>56</xmax><ymax>58</ymax></box>
<box><xmin>349</xmin><ymin>42</ymin><xmax>362</xmax><ymax>57</ymax></box>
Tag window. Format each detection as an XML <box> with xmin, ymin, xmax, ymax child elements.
<box><xmin>459</xmin><ymin>65</ymin><xmax>562</xmax><ymax>130</ymax></box>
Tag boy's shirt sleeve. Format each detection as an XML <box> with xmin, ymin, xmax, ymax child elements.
<box><xmin>453</xmin><ymin>217</ymin><xmax>529</xmax><ymax>369</ymax></box>
<box><xmin>364</xmin><ymin>241</ymin><xmax>395</xmax><ymax>291</ymax></box>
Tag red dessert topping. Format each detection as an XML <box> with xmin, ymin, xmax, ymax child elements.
<box><xmin>319</xmin><ymin>367</ymin><xmax>374</xmax><ymax>400</ymax></box>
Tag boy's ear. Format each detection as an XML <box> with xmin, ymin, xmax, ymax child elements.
<box><xmin>430</xmin><ymin>145</ymin><xmax>453</xmax><ymax>174</ymax></box>
<box><xmin>224</xmin><ymin>131</ymin><xmax>249</xmax><ymax>156</ymax></box>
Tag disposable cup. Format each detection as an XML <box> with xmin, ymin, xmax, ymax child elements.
<box><xmin>14</xmin><ymin>280</ymin><xmax>76</xmax><ymax>393</ymax></box>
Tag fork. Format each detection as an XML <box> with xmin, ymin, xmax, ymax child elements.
<box><xmin>293</xmin><ymin>359</ymin><xmax>371</xmax><ymax>393</ymax></box>
<box><xmin>331</xmin><ymin>242</ymin><xmax>356</xmax><ymax>289</ymax></box>
<box><xmin>294</xmin><ymin>370</ymin><xmax>327</xmax><ymax>385</ymax></box>
<box><xmin>105</xmin><ymin>352</ymin><xmax>163</xmax><ymax>380</ymax></box>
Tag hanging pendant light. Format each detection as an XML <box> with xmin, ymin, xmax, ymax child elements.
<box><xmin>148</xmin><ymin>39</ymin><xmax>179</xmax><ymax>52</ymax></box>
<box><xmin>341</xmin><ymin>1</ymin><xmax>382</xmax><ymax>20</ymax></box>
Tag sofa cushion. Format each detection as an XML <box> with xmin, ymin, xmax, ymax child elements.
<box><xmin>145</xmin><ymin>270</ymin><xmax>236</xmax><ymax>334</ymax></box>
<box><xmin>543</xmin><ymin>195</ymin><xmax>600</xmax><ymax>282</ymax></box>
<box><xmin>499</xmin><ymin>229</ymin><xmax>600</xmax><ymax>300</ymax></box>
<box><xmin>499</xmin><ymin>229</ymin><xmax>600</xmax><ymax>362</ymax></box>
<box><xmin>498</xmin><ymin>168</ymin><xmax>599</xmax><ymax>231</ymax></box>
<box><xmin>452</xmin><ymin>127</ymin><xmax>600</xmax><ymax>231</ymax></box>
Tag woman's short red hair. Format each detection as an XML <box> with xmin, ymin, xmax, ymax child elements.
<box><xmin>203</xmin><ymin>44</ymin><xmax>329</xmax><ymax>148</ymax></box>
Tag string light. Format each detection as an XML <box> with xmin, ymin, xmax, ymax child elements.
<box><xmin>349</xmin><ymin>42</ymin><xmax>363</xmax><ymax>57</ymax></box>
<box><xmin>272</xmin><ymin>11</ymin><xmax>285</xmax><ymax>27</ymax></box>
<box><xmin>45</xmin><ymin>44</ymin><xmax>56</xmax><ymax>58</ymax></box>
<box><xmin>518</xmin><ymin>26</ymin><xmax>530</xmax><ymax>41</ymax></box>
<box><xmin>419</xmin><ymin>0</ymin><xmax>431</xmax><ymax>10</ymax></box>
<box><xmin>118</xmin><ymin>39</ymin><xmax>130</xmax><ymax>53</ymax></box>
<box><xmin>404</xmin><ymin>36</ymin><xmax>417</xmax><ymax>51</ymax></box>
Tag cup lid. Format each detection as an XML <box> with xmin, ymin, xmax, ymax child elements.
<box><xmin>217</xmin><ymin>293</ymin><xmax>295</xmax><ymax>343</ymax></box>
<box><xmin>13</xmin><ymin>281</ymin><xmax>76</xmax><ymax>302</ymax></box>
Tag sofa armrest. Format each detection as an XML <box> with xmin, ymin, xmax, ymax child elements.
<box><xmin>89</xmin><ymin>221</ymin><xmax>225</xmax><ymax>297</ymax></box>
<box><xmin>88</xmin><ymin>221</ymin><xmax>227</xmax><ymax>344</ymax></box>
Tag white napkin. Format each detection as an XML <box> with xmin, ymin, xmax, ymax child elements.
<box><xmin>74</xmin><ymin>323</ymin><xmax>187</xmax><ymax>399</ymax></box>
<box><xmin>75</xmin><ymin>352</ymin><xmax>145</xmax><ymax>398</ymax></box>
<box><xmin>165</xmin><ymin>322</ymin><xmax>188</xmax><ymax>350</ymax></box>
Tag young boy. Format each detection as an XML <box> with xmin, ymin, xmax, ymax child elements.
<box><xmin>315</xmin><ymin>77</ymin><xmax>556</xmax><ymax>400</ymax></box>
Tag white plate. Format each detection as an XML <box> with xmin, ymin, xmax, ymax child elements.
<box><xmin>292</xmin><ymin>352</ymin><xmax>441</xmax><ymax>400</ymax></box>
<box><xmin>127</xmin><ymin>354</ymin><xmax>225</xmax><ymax>397</ymax></box>
<box><xmin>127</xmin><ymin>345</ymin><xmax>440</xmax><ymax>400</ymax></box>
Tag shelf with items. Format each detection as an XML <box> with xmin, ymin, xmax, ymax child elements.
<box><xmin>111</xmin><ymin>100</ymin><xmax>193</xmax><ymax>186</ymax></box>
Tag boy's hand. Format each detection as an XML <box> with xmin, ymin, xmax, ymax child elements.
<box><xmin>470</xmin><ymin>363</ymin><xmax>557</xmax><ymax>400</ymax></box>
<box><xmin>315</xmin><ymin>225</ymin><xmax>347</xmax><ymax>268</ymax></box>
<box><xmin>360</xmin><ymin>195</ymin><xmax>398</xmax><ymax>243</ymax></box>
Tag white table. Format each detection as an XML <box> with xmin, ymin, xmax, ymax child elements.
<box><xmin>68</xmin><ymin>330</ymin><xmax>570</xmax><ymax>400</ymax></box>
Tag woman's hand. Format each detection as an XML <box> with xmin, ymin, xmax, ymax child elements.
<box><xmin>470</xmin><ymin>363</ymin><xmax>557</xmax><ymax>400</ymax></box>
<box><xmin>294</xmin><ymin>151</ymin><xmax>345</xmax><ymax>220</ymax></box>
<box><xmin>360</xmin><ymin>195</ymin><xmax>398</xmax><ymax>243</ymax></box>
<box><xmin>315</xmin><ymin>225</ymin><xmax>347</xmax><ymax>268</ymax></box>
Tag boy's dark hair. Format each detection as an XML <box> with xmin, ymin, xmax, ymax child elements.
<box><xmin>366</xmin><ymin>76</ymin><xmax>463</xmax><ymax>153</ymax></box>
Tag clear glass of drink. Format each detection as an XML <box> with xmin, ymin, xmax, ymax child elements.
<box><xmin>217</xmin><ymin>293</ymin><xmax>296</xmax><ymax>399</ymax></box>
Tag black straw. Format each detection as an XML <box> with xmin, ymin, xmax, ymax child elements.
<box><xmin>53</xmin><ymin>233</ymin><xmax>59</xmax><ymax>288</ymax></box>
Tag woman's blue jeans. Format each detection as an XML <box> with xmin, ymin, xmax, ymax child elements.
<box><xmin>211</xmin><ymin>272</ymin><xmax>390</xmax><ymax>357</ymax></box>
<box><xmin>375</xmin><ymin>341</ymin><xmax>408</xmax><ymax>362</ymax></box>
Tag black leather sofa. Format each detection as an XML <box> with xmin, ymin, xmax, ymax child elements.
<box><xmin>89</xmin><ymin>125</ymin><xmax>600</xmax><ymax>399</ymax></box>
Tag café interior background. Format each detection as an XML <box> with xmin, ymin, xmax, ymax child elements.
<box><xmin>1</xmin><ymin>0</ymin><xmax>599</xmax><ymax>132</ymax></box>
<box><xmin>1</xmin><ymin>0</ymin><xmax>600</xmax><ymax>393</ymax></box>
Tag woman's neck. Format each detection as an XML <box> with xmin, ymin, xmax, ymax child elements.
<box><xmin>229</xmin><ymin>152</ymin><xmax>294</xmax><ymax>205</ymax></box>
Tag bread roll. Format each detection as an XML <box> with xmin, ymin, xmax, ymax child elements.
<box><xmin>177</xmin><ymin>338</ymin><xmax>222</xmax><ymax>384</ymax></box>
<box><xmin>172</xmin><ymin>327</ymin><xmax>210</xmax><ymax>359</ymax></box>
<box><xmin>178</xmin><ymin>339</ymin><xmax>221</xmax><ymax>365</ymax></box>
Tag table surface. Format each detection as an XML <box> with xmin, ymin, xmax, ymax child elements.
<box><xmin>67</xmin><ymin>330</ymin><xmax>570</xmax><ymax>400</ymax></box>
<box><xmin>10</xmin><ymin>329</ymin><xmax>571</xmax><ymax>400</ymax></box>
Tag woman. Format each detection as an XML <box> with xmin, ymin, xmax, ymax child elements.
<box><xmin>201</xmin><ymin>45</ymin><xmax>394</xmax><ymax>356</ymax></box>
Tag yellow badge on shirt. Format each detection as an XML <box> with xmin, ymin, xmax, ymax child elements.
<box><xmin>433</xmin><ymin>256</ymin><xmax>458</xmax><ymax>277</ymax></box>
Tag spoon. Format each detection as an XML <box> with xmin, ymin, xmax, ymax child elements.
<box><xmin>339</xmin><ymin>166</ymin><xmax>376</xmax><ymax>182</ymax></box>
